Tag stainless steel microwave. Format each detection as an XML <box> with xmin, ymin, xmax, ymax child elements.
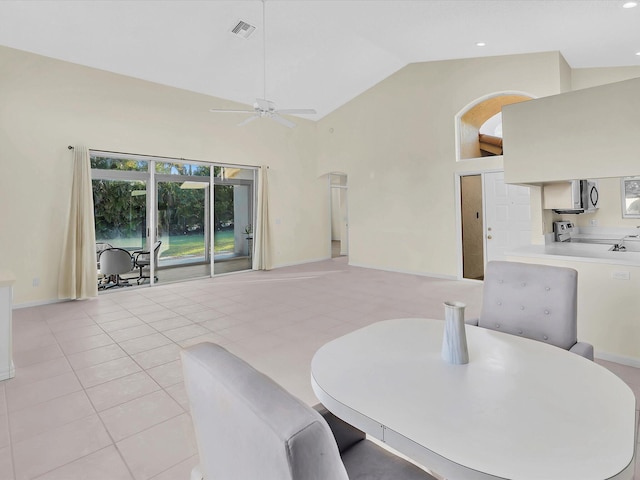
<box><xmin>543</xmin><ymin>180</ymin><xmax>599</xmax><ymax>214</ymax></box>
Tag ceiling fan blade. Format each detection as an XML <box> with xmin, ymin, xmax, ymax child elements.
<box><xmin>270</xmin><ymin>114</ymin><xmax>296</xmax><ymax>128</ymax></box>
<box><xmin>276</xmin><ymin>109</ymin><xmax>317</xmax><ymax>115</ymax></box>
<box><xmin>210</xmin><ymin>108</ymin><xmax>255</xmax><ymax>114</ymax></box>
<box><xmin>237</xmin><ymin>115</ymin><xmax>260</xmax><ymax>127</ymax></box>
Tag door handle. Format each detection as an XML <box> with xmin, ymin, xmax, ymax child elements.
<box><xmin>487</xmin><ymin>235</ymin><xmax>493</xmax><ymax>240</ymax></box>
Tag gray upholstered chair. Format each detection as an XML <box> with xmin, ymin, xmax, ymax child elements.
<box><xmin>467</xmin><ymin>261</ymin><xmax>593</xmax><ymax>360</ymax></box>
<box><xmin>181</xmin><ymin>342</ymin><xmax>437</xmax><ymax>480</ymax></box>
<box><xmin>98</xmin><ymin>247</ymin><xmax>133</xmax><ymax>289</ymax></box>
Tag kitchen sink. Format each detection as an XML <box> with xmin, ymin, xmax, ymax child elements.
<box><xmin>622</xmin><ymin>236</ymin><xmax>640</xmax><ymax>252</ymax></box>
<box><xmin>570</xmin><ymin>238</ymin><xmax>619</xmax><ymax>245</ymax></box>
<box><xmin>608</xmin><ymin>236</ymin><xmax>640</xmax><ymax>252</ymax></box>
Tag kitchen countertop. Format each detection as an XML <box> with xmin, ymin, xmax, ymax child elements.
<box><xmin>507</xmin><ymin>242</ymin><xmax>640</xmax><ymax>266</ymax></box>
<box><xmin>569</xmin><ymin>232</ymin><xmax>626</xmax><ymax>243</ymax></box>
<box><xmin>0</xmin><ymin>271</ymin><xmax>16</xmax><ymax>287</ymax></box>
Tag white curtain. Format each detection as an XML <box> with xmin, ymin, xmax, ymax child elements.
<box><xmin>253</xmin><ymin>165</ymin><xmax>271</xmax><ymax>270</ymax></box>
<box><xmin>58</xmin><ymin>146</ymin><xmax>98</xmax><ymax>299</ymax></box>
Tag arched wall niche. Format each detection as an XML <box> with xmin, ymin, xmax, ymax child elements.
<box><xmin>457</xmin><ymin>92</ymin><xmax>534</xmax><ymax>161</ymax></box>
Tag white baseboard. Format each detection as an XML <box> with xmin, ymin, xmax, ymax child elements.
<box><xmin>270</xmin><ymin>256</ymin><xmax>332</xmax><ymax>270</ymax></box>
<box><xmin>348</xmin><ymin>262</ymin><xmax>457</xmax><ymax>281</ymax></box>
<box><xmin>0</xmin><ymin>362</ymin><xmax>15</xmax><ymax>381</ymax></box>
<box><xmin>14</xmin><ymin>259</ymin><xmax>336</xmax><ymax>306</ymax></box>
<box><xmin>595</xmin><ymin>351</ymin><xmax>640</xmax><ymax>369</ymax></box>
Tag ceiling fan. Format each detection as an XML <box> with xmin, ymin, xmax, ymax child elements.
<box><xmin>209</xmin><ymin>0</ymin><xmax>316</xmax><ymax>128</ymax></box>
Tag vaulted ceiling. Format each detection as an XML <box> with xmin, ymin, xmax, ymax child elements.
<box><xmin>0</xmin><ymin>1</ymin><xmax>638</xmax><ymax>119</ymax></box>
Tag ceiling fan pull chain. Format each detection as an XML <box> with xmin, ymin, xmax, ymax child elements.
<box><xmin>209</xmin><ymin>0</ymin><xmax>316</xmax><ymax>128</ymax></box>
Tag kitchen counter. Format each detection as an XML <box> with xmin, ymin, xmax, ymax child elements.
<box><xmin>0</xmin><ymin>271</ymin><xmax>16</xmax><ymax>288</ymax></box>
<box><xmin>506</xmin><ymin>241</ymin><xmax>640</xmax><ymax>363</ymax></box>
<box><xmin>569</xmin><ymin>232</ymin><xmax>625</xmax><ymax>244</ymax></box>
<box><xmin>507</xmin><ymin>242</ymin><xmax>640</xmax><ymax>266</ymax></box>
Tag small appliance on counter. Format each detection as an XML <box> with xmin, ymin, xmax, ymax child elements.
<box><xmin>553</xmin><ymin>221</ymin><xmax>575</xmax><ymax>242</ymax></box>
<box><xmin>553</xmin><ymin>221</ymin><xmax>624</xmax><ymax>246</ymax></box>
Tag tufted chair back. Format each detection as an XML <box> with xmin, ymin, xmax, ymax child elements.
<box><xmin>477</xmin><ymin>261</ymin><xmax>592</xmax><ymax>359</ymax></box>
<box><xmin>181</xmin><ymin>342</ymin><xmax>350</xmax><ymax>480</ymax></box>
<box><xmin>182</xmin><ymin>343</ymin><xmax>438</xmax><ymax>480</ymax></box>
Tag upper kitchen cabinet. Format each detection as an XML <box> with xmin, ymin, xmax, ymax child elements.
<box><xmin>502</xmin><ymin>77</ymin><xmax>640</xmax><ymax>184</ymax></box>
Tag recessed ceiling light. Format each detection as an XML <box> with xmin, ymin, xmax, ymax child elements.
<box><xmin>476</xmin><ymin>42</ymin><xmax>486</xmax><ymax>47</ymax></box>
<box><xmin>636</xmin><ymin>51</ymin><xmax>640</xmax><ymax>56</ymax></box>
<box><xmin>622</xmin><ymin>1</ymin><xmax>637</xmax><ymax>8</ymax></box>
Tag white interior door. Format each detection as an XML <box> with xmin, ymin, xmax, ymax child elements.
<box><xmin>484</xmin><ymin>171</ymin><xmax>531</xmax><ymax>263</ymax></box>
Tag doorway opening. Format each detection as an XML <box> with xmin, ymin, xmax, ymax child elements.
<box><xmin>329</xmin><ymin>173</ymin><xmax>348</xmax><ymax>259</ymax></box>
<box><xmin>460</xmin><ymin>175</ymin><xmax>484</xmax><ymax>280</ymax></box>
<box><xmin>458</xmin><ymin>171</ymin><xmax>531</xmax><ymax>280</ymax></box>
<box><xmin>212</xmin><ymin>168</ymin><xmax>255</xmax><ymax>276</ymax></box>
<box><xmin>455</xmin><ymin>92</ymin><xmax>535</xmax><ymax>280</ymax></box>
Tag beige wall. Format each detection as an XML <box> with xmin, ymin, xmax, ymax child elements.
<box><xmin>3</xmin><ymin>44</ymin><xmax>639</xmax><ymax>311</ymax></box>
<box><xmin>568</xmin><ymin>68</ymin><xmax>640</xmax><ymax>229</ymax></box>
<box><xmin>317</xmin><ymin>52</ymin><xmax>567</xmax><ymax>277</ymax></box>
<box><xmin>0</xmin><ymin>46</ymin><xmax>327</xmax><ymax>305</ymax></box>
<box><xmin>506</xmin><ymin>67</ymin><xmax>640</xmax><ymax>233</ymax></box>
<box><xmin>572</xmin><ymin>66</ymin><xmax>640</xmax><ymax>91</ymax></box>
<box><xmin>503</xmin><ymin>76</ymin><xmax>640</xmax><ymax>184</ymax></box>
<box><xmin>558</xmin><ymin>54</ymin><xmax>572</xmax><ymax>93</ymax></box>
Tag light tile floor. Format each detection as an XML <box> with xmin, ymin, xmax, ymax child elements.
<box><xmin>0</xmin><ymin>258</ymin><xmax>638</xmax><ymax>479</ymax></box>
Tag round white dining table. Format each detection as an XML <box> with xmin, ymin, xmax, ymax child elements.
<box><xmin>311</xmin><ymin>318</ymin><xmax>637</xmax><ymax>480</ymax></box>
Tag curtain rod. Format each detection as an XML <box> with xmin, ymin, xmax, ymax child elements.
<box><xmin>67</xmin><ymin>146</ymin><xmax>267</xmax><ymax>169</ymax></box>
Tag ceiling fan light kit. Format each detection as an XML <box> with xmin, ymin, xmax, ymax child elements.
<box><xmin>210</xmin><ymin>0</ymin><xmax>315</xmax><ymax>128</ymax></box>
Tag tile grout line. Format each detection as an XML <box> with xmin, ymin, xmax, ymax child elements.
<box><xmin>7</xmin><ymin>261</ymin><xmax>640</xmax><ymax>479</ymax></box>
<box><xmin>8</xmin><ymin>319</ymin><xmax>102</xmax><ymax>480</ymax></box>
<box><xmin>57</xmin><ymin>305</ymin><xmax>180</xmax><ymax>480</ymax></box>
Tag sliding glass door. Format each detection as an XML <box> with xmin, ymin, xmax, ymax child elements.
<box><xmin>213</xmin><ymin>167</ymin><xmax>254</xmax><ymax>275</ymax></box>
<box><xmin>91</xmin><ymin>152</ymin><xmax>256</xmax><ymax>289</ymax></box>
<box><xmin>155</xmin><ymin>161</ymin><xmax>211</xmax><ymax>282</ymax></box>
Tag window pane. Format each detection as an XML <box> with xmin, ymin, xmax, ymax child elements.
<box><xmin>92</xmin><ymin>179</ymin><xmax>147</xmax><ymax>251</ymax></box>
<box><xmin>157</xmin><ymin>182</ymin><xmax>207</xmax><ymax>266</ymax></box>
<box><xmin>214</xmin><ymin>184</ymin><xmax>235</xmax><ymax>254</ymax></box>
<box><xmin>622</xmin><ymin>177</ymin><xmax>640</xmax><ymax>217</ymax></box>
<box><xmin>156</xmin><ymin>162</ymin><xmax>210</xmax><ymax>176</ymax></box>
<box><xmin>90</xmin><ymin>156</ymin><xmax>148</xmax><ymax>171</ymax></box>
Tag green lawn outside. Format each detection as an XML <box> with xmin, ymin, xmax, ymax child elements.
<box><xmin>214</xmin><ymin>229</ymin><xmax>235</xmax><ymax>253</ymax></box>
<box><xmin>162</xmin><ymin>230</ymin><xmax>235</xmax><ymax>258</ymax></box>
<box><xmin>97</xmin><ymin>230</ymin><xmax>235</xmax><ymax>258</ymax></box>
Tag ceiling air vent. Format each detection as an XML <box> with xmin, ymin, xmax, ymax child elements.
<box><xmin>231</xmin><ymin>20</ymin><xmax>256</xmax><ymax>39</ymax></box>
